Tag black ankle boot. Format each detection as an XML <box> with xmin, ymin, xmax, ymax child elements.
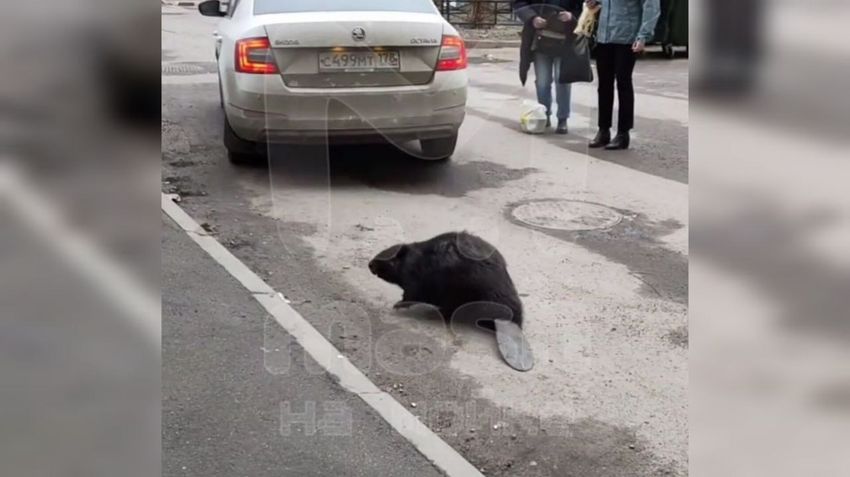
<box><xmin>604</xmin><ymin>131</ymin><xmax>630</xmax><ymax>150</ymax></box>
<box><xmin>588</xmin><ymin>129</ymin><xmax>610</xmax><ymax>148</ymax></box>
<box><xmin>556</xmin><ymin>119</ymin><xmax>568</xmax><ymax>134</ymax></box>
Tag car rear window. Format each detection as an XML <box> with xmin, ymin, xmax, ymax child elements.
<box><xmin>254</xmin><ymin>0</ymin><xmax>439</xmax><ymax>15</ymax></box>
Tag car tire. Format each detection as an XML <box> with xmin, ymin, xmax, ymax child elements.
<box><xmin>419</xmin><ymin>134</ymin><xmax>458</xmax><ymax>161</ymax></box>
<box><xmin>224</xmin><ymin>116</ymin><xmax>263</xmax><ymax>164</ymax></box>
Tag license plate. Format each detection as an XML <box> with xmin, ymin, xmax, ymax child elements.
<box><xmin>318</xmin><ymin>50</ymin><xmax>400</xmax><ymax>72</ymax></box>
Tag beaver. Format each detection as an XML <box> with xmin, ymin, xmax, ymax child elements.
<box><xmin>369</xmin><ymin>232</ymin><xmax>533</xmax><ymax>371</ymax></box>
<box><xmin>368</xmin><ymin>231</ymin><xmax>523</xmax><ymax>327</ymax></box>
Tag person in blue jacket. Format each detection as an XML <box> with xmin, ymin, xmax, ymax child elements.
<box><xmin>513</xmin><ymin>0</ymin><xmax>583</xmax><ymax>134</ymax></box>
<box><xmin>586</xmin><ymin>0</ymin><xmax>660</xmax><ymax>150</ymax></box>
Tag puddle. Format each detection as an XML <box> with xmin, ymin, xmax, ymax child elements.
<box><xmin>507</xmin><ymin>200</ymin><xmax>687</xmax><ymax>304</ymax></box>
<box><xmin>266</xmin><ymin>143</ymin><xmax>538</xmax><ymax>198</ymax></box>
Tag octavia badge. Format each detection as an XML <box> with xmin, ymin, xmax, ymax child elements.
<box><xmin>352</xmin><ymin>27</ymin><xmax>366</xmax><ymax>41</ymax></box>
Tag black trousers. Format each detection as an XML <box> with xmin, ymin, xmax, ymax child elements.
<box><xmin>595</xmin><ymin>43</ymin><xmax>637</xmax><ymax>131</ymax></box>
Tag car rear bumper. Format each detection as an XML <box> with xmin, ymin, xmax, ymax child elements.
<box><xmin>224</xmin><ymin>70</ymin><xmax>467</xmax><ymax>143</ymax></box>
<box><xmin>228</xmin><ymin>104</ymin><xmax>464</xmax><ymax>144</ymax></box>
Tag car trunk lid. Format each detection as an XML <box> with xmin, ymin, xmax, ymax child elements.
<box><xmin>263</xmin><ymin>12</ymin><xmax>445</xmax><ymax>88</ymax></box>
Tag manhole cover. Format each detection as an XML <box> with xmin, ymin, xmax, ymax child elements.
<box><xmin>510</xmin><ymin>200</ymin><xmax>622</xmax><ymax>231</ymax></box>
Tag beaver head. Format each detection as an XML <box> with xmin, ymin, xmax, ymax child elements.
<box><xmin>368</xmin><ymin>243</ymin><xmax>409</xmax><ymax>286</ymax></box>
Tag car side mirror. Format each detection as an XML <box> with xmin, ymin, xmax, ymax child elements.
<box><xmin>198</xmin><ymin>0</ymin><xmax>225</xmax><ymax>17</ymax></box>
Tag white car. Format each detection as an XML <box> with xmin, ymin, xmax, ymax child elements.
<box><xmin>199</xmin><ymin>0</ymin><xmax>468</xmax><ymax>162</ymax></box>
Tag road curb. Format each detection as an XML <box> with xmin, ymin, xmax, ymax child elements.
<box><xmin>162</xmin><ymin>0</ymin><xmax>199</xmax><ymax>6</ymax></box>
<box><xmin>465</xmin><ymin>39</ymin><xmax>521</xmax><ymax>49</ymax></box>
<box><xmin>0</xmin><ymin>163</ymin><xmax>160</xmax><ymax>345</ymax></box>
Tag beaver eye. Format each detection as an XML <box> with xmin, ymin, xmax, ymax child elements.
<box><xmin>376</xmin><ymin>250</ymin><xmax>395</xmax><ymax>261</ymax></box>
<box><xmin>377</xmin><ymin>244</ymin><xmax>406</xmax><ymax>261</ymax></box>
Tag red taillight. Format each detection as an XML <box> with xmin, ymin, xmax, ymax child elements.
<box><xmin>436</xmin><ymin>35</ymin><xmax>468</xmax><ymax>71</ymax></box>
<box><xmin>235</xmin><ymin>37</ymin><xmax>279</xmax><ymax>74</ymax></box>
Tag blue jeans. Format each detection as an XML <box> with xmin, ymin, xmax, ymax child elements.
<box><xmin>533</xmin><ymin>52</ymin><xmax>572</xmax><ymax>121</ymax></box>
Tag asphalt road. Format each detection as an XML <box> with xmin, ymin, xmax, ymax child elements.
<box><xmin>1</xmin><ymin>208</ymin><xmax>159</xmax><ymax>477</ymax></box>
<box><xmin>162</xmin><ymin>4</ymin><xmax>688</xmax><ymax>476</ymax></box>
<box><xmin>162</xmin><ymin>217</ymin><xmax>445</xmax><ymax>477</ymax></box>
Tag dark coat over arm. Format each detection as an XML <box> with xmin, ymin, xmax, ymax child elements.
<box><xmin>511</xmin><ymin>0</ymin><xmax>583</xmax><ymax>85</ymax></box>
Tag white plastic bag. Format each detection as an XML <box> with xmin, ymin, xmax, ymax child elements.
<box><xmin>519</xmin><ymin>100</ymin><xmax>548</xmax><ymax>134</ymax></box>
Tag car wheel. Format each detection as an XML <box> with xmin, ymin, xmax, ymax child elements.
<box><xmin>224</xmin><ymin>116</ymin><xmax>263</xmax><ymax>164</ymax></box>
<box><xmin>419</xmin><ymin>134</ymin><xmax>458</xmax><ymax>161</ymax></box>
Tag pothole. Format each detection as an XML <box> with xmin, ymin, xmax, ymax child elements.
<box><xmin>509</xmin><ymin>199</ymin><xmax>622</xmax><ymax>232</ymax></box>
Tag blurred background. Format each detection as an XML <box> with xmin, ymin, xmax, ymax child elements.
<box><xmin>0</xmin><ymin>0</ymin><xmax>160</xmax><ymax>475</ymax></box>
<box><xmin>0</xmin><ymin>0</ymin><xmax>848</xmax><ymax>475</ymax></box>
<box><xmin>690</xmin><ymin>0</ymin><xmax>850</xmax><ymax>475</ymax></box>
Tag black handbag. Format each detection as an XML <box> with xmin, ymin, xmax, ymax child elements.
<box><xmin>559</xmin><ymin>36</ymin><xmax>594</xmax><ymax>84</ymax></box>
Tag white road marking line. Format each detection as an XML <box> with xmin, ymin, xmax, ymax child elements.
<box><xmin>161</xmin><ymin>192</ymin><xmax>484</xmax><ymax>477</ymax></box>
<box><xmin>0</xmin><ymin>161</ymin><xmax>160</xmax><ymax>345</ymax></box>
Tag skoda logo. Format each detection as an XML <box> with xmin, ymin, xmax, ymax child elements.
<box><xmin>352</xmin><ymin>27</ymin><xmax>366</xmax><ymax>41</ymax></box>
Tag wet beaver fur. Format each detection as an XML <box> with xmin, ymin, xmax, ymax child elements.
<box><xmin>368</xmin><ymin>232</ymin><xmax>523</xmax><ymax>329</ymax></box>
